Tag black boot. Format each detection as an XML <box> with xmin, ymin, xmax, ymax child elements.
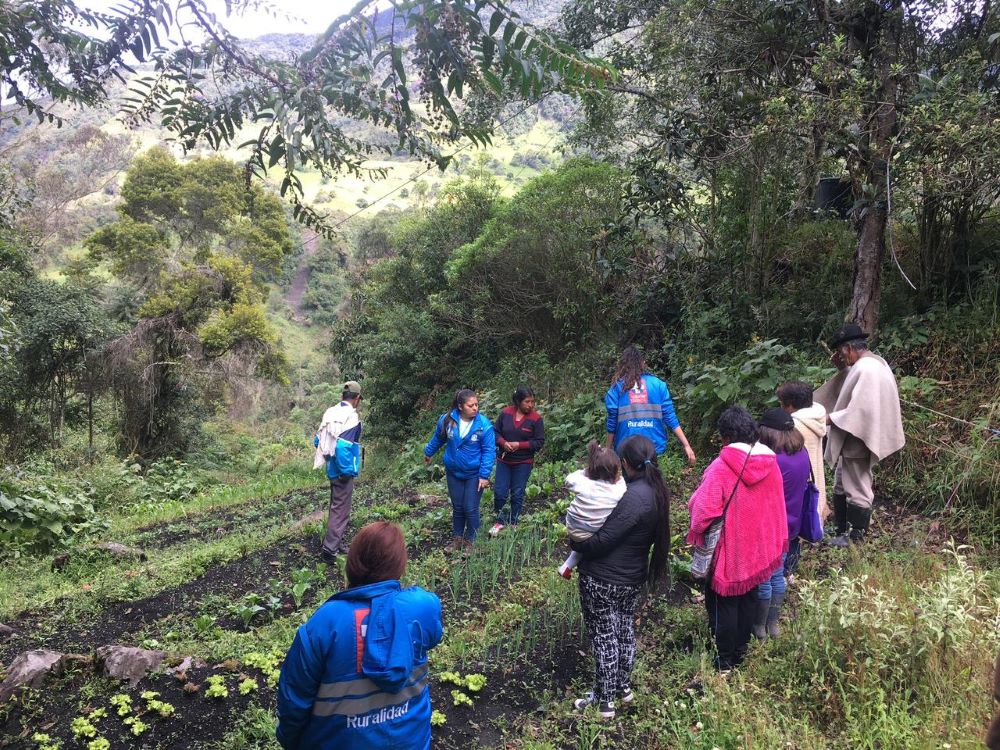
<box><xmin>848</xmin><ymin>505</ymin><xmax>872</xmax><ymax>542</ymax></box>
<box><xmin>751</xmin><ymin>597</ymin><xmax>771</xmax><ymax>640</ymax></box>
<box><xmin>832</xmin><ymin>493</ymin><xmax>848</xmax><ymax>536</ymax></box>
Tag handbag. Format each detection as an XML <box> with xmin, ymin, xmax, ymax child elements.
<box><xmin>690</xmin><ymin>448</ymin><xmax>752</xmax><ymax>581</ymax></box>
<box><xmin>799</xmin><ymin>467</ymin><xmax>824</xmax><ymax>543</ymax></box>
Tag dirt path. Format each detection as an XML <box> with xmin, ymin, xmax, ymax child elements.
<box><xmin>285</xmin><ymin>228</ymin><xmax>320</xmax><ymax>322</ymax></box>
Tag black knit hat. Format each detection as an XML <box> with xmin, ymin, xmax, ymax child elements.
<box><xmin>829</xmin><ymin>323</ymin><xmax>869</xmax><ymax>349</ymax></box>
<box><xmin>759</xmin><ymin>407</ymin><xmax>795</xmax><ymax>432</ymax></box>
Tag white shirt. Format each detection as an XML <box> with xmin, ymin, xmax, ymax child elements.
<box><xmin>458</xmin><ymin>418</ymin><xmax>473</xmax><ymax>439</ymax></box>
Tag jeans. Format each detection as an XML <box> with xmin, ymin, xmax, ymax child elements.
<box><xmin>784</xmin><ymin>538</ymin><xmax>801</xmax><ymax>577</ymax></box>
<box><xmin>757</xmin><ymin>554</ymin><xmax>787</xmax><ymax>599</ymax></box>
<box><xmin>446</xmin><ymin>472</ymin><xmax>483</xmax><ymax>541</ymax></box>
<box><xmin>705</xmin><ymin>585</ymin><xmax>758</xmax><ymax>670</ymax></box>
<box><xmin>493</xmin><ymin>462</ymin><xmax>532</xmax><ymax>525</ymax></box>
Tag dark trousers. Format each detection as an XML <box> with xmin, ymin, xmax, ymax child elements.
<box><xmin>322</xmin><ymin>476</ymin><xmax>355</xmax><ymax>555</ymax></box>
<box><xmin>493</xmin><ymin>461</ymin><xmax>532</xmax><ymax>525</ymax></box>
<box><xmin>446</xmin><ymin>472</ymin><xmax>482</xmax><ymax>541</ymax></box>
<box><xmin>784</xmin><ymin>537</ymin><xmax>801</xmax><ymax>576</ymax></box>
<box><xmin>705</xmin><ymin>585</ymin><xmax>759</xmax><ymax>670</ymax></box>
<box><xmin>579</xmin><ymin>574</ymin><xmax>643</xmax><ymax>703</ymax></box>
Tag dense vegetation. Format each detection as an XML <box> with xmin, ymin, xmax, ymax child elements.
<box><xmin>1</xmin><ymin>0</ymin><xmax>998</xmax><ymax>748</ymax></box>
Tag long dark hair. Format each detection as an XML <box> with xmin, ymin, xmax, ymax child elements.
<box><xmin>512</xmin><ymin>385</ymin><xmax>534</xmax><ymax>408</ymax></box>
<box><xmin>442</xmin><ymin>388</ymin><xmax>477</xmax><ymax>436</ymax></box>
<box><xmin>619</xmin><ymin>435</ymin><xmax>671</xmax><ymax>585</ymax></box>
<box><xmin>613</xmin><ymin>345</ymin><xmax>646</xmax><ymax>391</ymax></box>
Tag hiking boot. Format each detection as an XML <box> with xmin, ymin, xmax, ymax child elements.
<box><xmin>832</xmin><ymin>492</ymin><xmax>848</xmax><ymax>536</ymax></box>
<box><xmin>848</xmin><ymin>504</ymin><xmax>872</xmax><ymax>543</ymax></box>
<box><xmin>766</xmin><ymin>591</ymin><xmax>785</xmax><ymax>638</ymax></box>
<box><xmin>573</xmin><ymin>692</ymin><xmax>615</xmax><ymax>719</ymax></box>
<box><xmin>488</xmin><ymin>522</ymin><xmax>504</xmax><ymax>537</ymax></box>
<box><xmin>751</xmin><ymin>596</ymin><xmax>771</xmax><ymax>640</ymax></box>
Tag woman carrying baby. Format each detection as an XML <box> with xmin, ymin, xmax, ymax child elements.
<box><xmin>568</xmin><ymin>436</ymin><xmax>671</xmax><ymax>720</ymax></box>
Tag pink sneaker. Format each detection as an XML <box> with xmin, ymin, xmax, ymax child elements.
<box><xmin>488</xmin><ymin>523</ymin><xmax>504</xmax><ymax>537</ymax></box>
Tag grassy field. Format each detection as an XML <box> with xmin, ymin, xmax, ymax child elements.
<box><xmin>1</xmin><ymin>450</ymin><xmax>995</xmax><ymax>749</ymax></box>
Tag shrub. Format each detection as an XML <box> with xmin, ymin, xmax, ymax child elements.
<box><xmin>0</xmin><ymin>472</ymin><xmax>107</xmax><ymax>556</ymax></box>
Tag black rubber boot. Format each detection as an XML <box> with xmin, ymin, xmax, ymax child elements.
<box><xmin>766</xmin><ymin>591</ymin><xmax>785</xmax><ymax>638</ymax></box>
<box><xmin>848</xmin><ymin>505</ymin><xmax>872</xmax><ymax>542</ymax></box>
<box><xmin>751</xmin><ymin>597</ymin><xmax>771</xmax><ymax>640</ymax></box>
<box><xmin>832</xmin><ymin>493</ymin><xmax>848</xmax><ymax>536</ymax></box>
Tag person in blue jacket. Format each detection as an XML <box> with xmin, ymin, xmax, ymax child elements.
<box><xmin>423</xmin><ymin>388</ymin><xmax>496</xmax><ymax>552</ymax></box>
<box><xmin>277</xmin><ymin>521</ymin><xmax>443</xmax><ymax>750</ymax></box>
<box><xmin>604</xmin><ymin>346</ymin><xmax>697</xmax><ymax>466</ymax></box>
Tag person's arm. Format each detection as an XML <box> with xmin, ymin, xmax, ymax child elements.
<box><xmin>423</xmin><ymin>417</ymin><xmax>445</xmax><ymax>459</ymax></box>
<box><xmin>672</xmin><ymin>426</ymin><xmax>696</xmax><ymax>466</ymax></box>
<box><xmin>478</xmin><ymin>422</ymin><xmax>496</xmax><ymax>489</ymax></box>
<box><xmin>604</xmin><ymin>384</ymin><xmax>619</xmax><ymax>448</ymax></box>
<box><xmin>569</xmin><ymin>494</ymin><xmax>636</xmax><ymax>559</ymax></box>
<box><xmin>276</xmin><ymin>624</ymin><xmax>326</xmax><ymax>750</ymax></box>
<box><xmin>494</xmin><ymin>412</ymin><xmax>510</xmax><ymax>451</ymax></box>
<box><xmin>528</xmin><ymin>415</ymin><xmax>545</xmax><ymax>453</ymax></box>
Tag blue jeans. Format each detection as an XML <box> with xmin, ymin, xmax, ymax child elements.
<box><xmin>757</xmin><ymin>553</ymin><xmax>787</xmax><ymax>599</ymax></box>
<box><xmin>493</xmin><ymin>462</ymin><xmax>532</xmax><ymax>525</ymax></box>
<box><xmin>784</xmin><ymin>537</ymin><xmax>801</xmax><ymax>577</ymax></box>
<box><xmin>446</xmin><ymin>472</ymin><xmax>483</xmax><ymax>541</ymax></box>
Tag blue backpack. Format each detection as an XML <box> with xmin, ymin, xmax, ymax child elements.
<box><xmin>328</xmin><ymin>437</ymin><xmax>361</xmax><ymax>479</ymax></box>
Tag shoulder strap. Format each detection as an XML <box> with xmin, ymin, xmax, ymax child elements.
<box><xmin>719</xmin><ymin>445</ymin><xmax>753</xmax><ymax>522</ymax></box>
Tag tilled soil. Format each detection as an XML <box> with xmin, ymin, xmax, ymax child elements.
<box><xmin>0</xmin><ymin>534</ymin><xmax>324</xmax><ymax>666</ymax></box>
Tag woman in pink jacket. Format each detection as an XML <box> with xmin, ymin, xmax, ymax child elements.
<box><xmin>687</xmin><ymin>406</ymin><xmax>787</xmax><ymax>672</ymax></box>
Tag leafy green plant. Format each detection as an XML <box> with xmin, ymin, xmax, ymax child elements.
<box><xmin>70</xmin><ymin>717</ymin><xmax>97</xmax><ymax>740</ymax></box>
<box><xmin>86</xmin><ymin>740</ymin><xmax>110</xmax><ymax>750</ymax></box>
<box><xmin>238</xmin><ymin>678</ymin><xmax>259</xmax><ymax>695</ymax></box>
<box><xmin>31</xmin><ymin>734</ymin><xmax>60</xmax><ymax>750</ymax></box>
<box><xmin>0</xmin><ymin>474</ymin><xmax>107</xmax><ymax>556</ymax></box>
<box><xmin>430</xmin><ymin>710</ymin><xmax>447</xmax><ymax>726</ymax></box>
<box><xmin>123</xmin><ymin>717</ymin><xmax>147</xmax><ymax>736</ymax></box>
<box><xmin>451</xmin><ymin>689</ymin><xmax>473</xmax><ymax>707</ymax></box>
<box><xmin>110</xmin><ymin>694</ymin><xmax>131</xmax><ymax>717</ymax></box>
<box><xmin>205</xmin><ymin>675</ymin><xmax>229</xmax><ymax>699</ymax></box>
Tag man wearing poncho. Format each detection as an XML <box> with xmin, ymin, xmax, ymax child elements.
<box><xmin>815</xmin><ymin>324</ymin><xmax>905</xmax><ymax>546</ymax></box>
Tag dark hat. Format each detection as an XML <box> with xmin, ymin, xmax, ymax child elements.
<box><xmin>759</xmin><ymin>407</ymin><xmax>795</xmax><ymax>432</ymax></box>
<box><xmin>828</xmin><ymin>323</ymin><xmax>869</xmax><ymax>349</ymax></box>
<box><xmin>342</xmin><ymin>380</ymin><xmax>362</xmax><ymax>397</ymax></box>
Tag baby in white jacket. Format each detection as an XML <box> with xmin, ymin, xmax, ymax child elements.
<box><xmin>559</xmin><ymin>441</ymin><xmax>627</xmax><ymax>578</ymax></box>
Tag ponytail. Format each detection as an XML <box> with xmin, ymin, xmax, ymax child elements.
<box><xmin>619</xmin><ymin>435</ymin><xmax>671</xmax><ymax>586</ymax></box>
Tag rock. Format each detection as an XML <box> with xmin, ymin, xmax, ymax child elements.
<box><xmin>0</xmin><ymin>624</ymin><xmax>15</xmax><ymax>640</ymax></box>
<box><xmin>0</xmin><ymin>650</ymin><xmax>66</xmax><ymax>703</ymax></box>
<box><xmin>291</xmin><ymin>509</ymin><xmax>326</xmax><ymax>531</ymax></box>
<box><xmin>166</xmin><ymin>655</ymin><xmax>206</xmax><ymax>677</ymax></box>
<box><xmin>93</xmin><ymin>542</ymin><xmax>148</xmax><ymax>562</ymax></box>
<box><xmin>52</xmin><ymin>543</ymin><xmax>147</xmax><ymax>571</ymax></box>
<box><xmin>94</xmin><ymin>645</ymin><xmax>166</xmax><ymax>686</ymax></box>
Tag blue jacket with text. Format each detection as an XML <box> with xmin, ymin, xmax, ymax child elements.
<box><xmin>276</xmin><ymin>580</ymin><xmax>443</xmax><ymax>750</ymax></box>
<box><xmin>605</xmin><ymin>373</ymin><xmax>680</xmax><ymax>455</ymax></box>
<box><xmin>423</xmin><ymin>410</ymin><xmax>496</xmax><ymax>480</ymax></box>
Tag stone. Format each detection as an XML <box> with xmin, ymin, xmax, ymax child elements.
<box><xmin>94</xmin><ymin>645</ymin><xmax>166</xmax><ymax>686</ymax></box>
<box><xmin>0</xmin><ymin>624</ymin><xmax>15</xmax><ymax>640</ymax></box>
<box><xmin>0</xmin><ymin>650</ymin><xmax>66</xmax><ymax>703</ymax></box>
<box><xmin>291</xmin><ymin>509</ymin><xmax>326</xmax><ymax>531</ymax></box>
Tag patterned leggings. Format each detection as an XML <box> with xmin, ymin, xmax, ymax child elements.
<box><xmin>579</xmin><ymin>574</ymin><xmax>643</xmax><ymax>703</ymax></box>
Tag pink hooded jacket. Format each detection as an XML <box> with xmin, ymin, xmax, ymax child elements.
<box><xmin>687</xmin><ymin>443</ymin><xmax>788</xmax><ymax>596</ymax></box>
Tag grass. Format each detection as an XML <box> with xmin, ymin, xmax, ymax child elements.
<box><xmin>2</xmin><ymin>453</ymin><xmax>996</xmax><ymax>750</ymax></box>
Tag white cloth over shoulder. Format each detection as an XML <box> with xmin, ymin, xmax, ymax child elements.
<box><xmin>815</xmin><ymin>352</ymin><xmax>905</xmax><ymax>464</ymax></box>
<box><xmin>313</xmin><ymin>402</ymin><xmax>361</xmax><ymax>470</ymax></box>
<box><xmin>791</xmin><ymin>403</ymin><xmax>829</xmax><ymax>521</ymax></box>
<box><xmin>563</xmin><ymin>469</ymin><xmax>627</xmax><ymax>540</ymax></box>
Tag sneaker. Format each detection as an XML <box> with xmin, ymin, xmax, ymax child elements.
<box><xmin>319</xmin><ymin>550</ymin><xmax>337</xmax><ymax>564</ymax></box>
<box><xmin>572</xmin><ymin>692</ymin><xmax>615</xmax><ymax>719</ymax></box>
<box><xmin>619</xmin><ymin>688</ymin><xmax>634</xmax><ymax>704</ymax></box>
<box><xmin>557</xmin><ymin>563</ymin><xmax>573</xmax><ymax>579</ymax></box>
<box><xmin>488</xmin><ymin>523</ymin><xmax>504</xmax><ymax>537</ymax></box>
<box><xmin>828</xmin><ymin>533</ymin><xmax>851</xmax><ymax>548</ymax></box>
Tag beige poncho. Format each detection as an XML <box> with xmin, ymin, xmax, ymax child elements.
<box><xmin>815</xmin><ymin>352</ymin><xmax>905</xmax><ymax>465</ymax></box>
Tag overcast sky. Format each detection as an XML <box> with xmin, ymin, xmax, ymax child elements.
<box><xmin>87</xmin><ymin>0</ymin><xmax>359</xmax><ymax>40</ymax></box>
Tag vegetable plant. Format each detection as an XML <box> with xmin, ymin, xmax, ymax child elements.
<box><xmin>238</xmin><ymin>677</ymin><xmax>259</xmax><ymax>695</ymax></box>
<box><xmin>451</xmin><ymin>690</ymin><xmax>473</xmax><ymax>707</ymax></box>
<box><xmin>430</xmin><ymin>710</ymin><xmax>447</xmax><ymax>726</ymax></box>
<box><xmin>205</xmin><ymin>675</ymin><xmax>229</xmax><ymax>699</ymax></box>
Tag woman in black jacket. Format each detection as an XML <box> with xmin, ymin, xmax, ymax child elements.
<box><xmin>569</xmin><ymin>435</ymin><xmax>671</xmax><ymax>720</ymax></box>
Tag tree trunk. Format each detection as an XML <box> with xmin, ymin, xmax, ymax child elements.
<box><xmin>848</xmin><ymin>206</ymin><xmax>886</xmax><ymax>332</ymax></box>
<box><xmin>846</xmin><ymin>1</ymin><xmax>900</xmax><ymax>333</ymax></box>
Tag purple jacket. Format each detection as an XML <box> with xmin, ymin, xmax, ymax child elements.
<box><xmin>776</xmin><ymin>448</ymin><xmax>811</xmax><ymax>539</ymax></box>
